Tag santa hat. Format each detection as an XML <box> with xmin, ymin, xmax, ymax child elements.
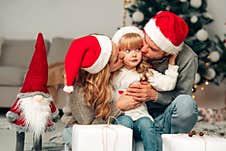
<box><xmin>20</xmin><ymin>33</ymin><xmax>49</xmax><ymax>94</ymax></box>
<box><xmin>144</xmin><ymin>11</ymin><xmax>189</xmax><ymax>54</ymax></box>
<box><xmin>63</xmin><ymin>35</ymin><xmax>112</xmax><ymax>93</ymax></box>
<box><xmin>112</xmin><ymin>26</ymin><xmax>144</xmax><ymax>45</ymax></box>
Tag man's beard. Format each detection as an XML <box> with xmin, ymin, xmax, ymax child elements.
<box><xmin>19</xmin><ymin>96</ymin><xmax>51</xmax><ymax>139</ymax></box>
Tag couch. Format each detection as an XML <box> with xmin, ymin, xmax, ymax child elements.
<box><xmin>0</xmin><ymin>37</ymin><xmax>73</xmax><ymax>109</ymax></box>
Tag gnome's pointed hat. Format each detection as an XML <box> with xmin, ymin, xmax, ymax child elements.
<box><xmin>20</xmin><ymin>33</ymin><xmax>49</xmax><ymax>94</ymax></box>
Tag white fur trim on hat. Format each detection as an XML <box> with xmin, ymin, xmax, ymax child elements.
<box><xmin>112</xmin><ymin>26</ymin><xmax>144</xmax><ymax>45</ymax></box>
<box><xmin>144</xmin><ymin>19</ymin><xmax>183</xmax><ymax>54</ymax></box>
<box><xmin>63</xmin><ymin>86</ymin><xmax>74</xmax><ymax>93</ymax></box>
<box><xmin>82</xmin><ymin>35</ymin><xmax>112</xmax><ymax>74</ymax></box>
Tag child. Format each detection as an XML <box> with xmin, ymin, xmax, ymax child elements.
<box><xmin>111</xmin><ymin>26</ymin><xmax>179</xmax><ymax>151</ymax></box>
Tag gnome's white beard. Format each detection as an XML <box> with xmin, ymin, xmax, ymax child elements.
<box><xmin>19</xmin><ymin>96</ymin><xmax>51</xmax><ymax>139</ymax></box>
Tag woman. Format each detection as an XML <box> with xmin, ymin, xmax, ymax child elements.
<box><xmin>62</xmin><ymin>34</ymin><xmax>124</xmax><ymax>150</ymax></box>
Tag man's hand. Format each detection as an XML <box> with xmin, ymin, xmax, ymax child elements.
<box><xmin>115</xmin><ymin>94</ymin><xmax>141</xmax><ymax>111</ymax></box>
<box><xmin>127</xmin><ymin>82</ymin><xmax>158</xmax><ymax>102</ymax></box>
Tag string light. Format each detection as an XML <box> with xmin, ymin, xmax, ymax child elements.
<box><xmin>205</xmin><ymin>80</ymin><xmax>209</xmax><ymax>85</ymax></box>
<box><xmin>201</xmin><ymin>86</ymin><xmax>205</xmax><ymax>91</ymax></box>
<box><xmin>205</xmin><ymin>62</ymin><xmax>210</xmax><ymax>67</ymax></box>
<box><xmin>192</xmin><ymin>95</ymin><xmax>196</xmax><ymax>99</ymax></box>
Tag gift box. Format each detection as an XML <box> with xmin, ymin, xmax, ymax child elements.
<box><xmin>162</xmin><ymin>134</ymin><xmax>226</xmax><ymax>151</ymax></box>
<box><xmin>72</xmin><ymin>124</ymin><xmax>133</xmax><ymax>151</ymax></box>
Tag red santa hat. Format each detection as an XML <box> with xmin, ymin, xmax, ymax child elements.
<box><xmin>112</xmin><ymin>26</ymin><xmax>144</xmax><ymax>45</ymax></box>
<box><xmin>144</xmin><ymin>11</ymin><xmax>189</xmax><ymax>54</ymax></box>
<box><xmin>63</xmin><ymin>35</ymin><xmax>112</xmax><ymax>93</ymax></box>
<box><xmin>19</xmin><ymin>32</ymin><xmax>49</xmax><ymax>95</ymax></box>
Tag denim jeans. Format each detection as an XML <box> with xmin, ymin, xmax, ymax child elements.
<box><xmin>116</xmin><ymin>115</ymin><xmax>161</xmax><ymax>151</ymax></box>
<box><xmin>154</xmin><ymin>94</ymin><xmax>198</xmax><ymax>134</ymax></box>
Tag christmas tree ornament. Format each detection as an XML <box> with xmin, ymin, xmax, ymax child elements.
<box><xmin>208</xmin><ymin>51</ymin><xmax>220</xmax><ymax>62</ymax></box>
<box><xmin>190</xmin><ymin>0</ymin><xmax>202</xmax><ymax>8</ymax></box>
<box><xmin>195</xmin><ymin>73</ymin><xmax>201</xmax><ymax>84</ymax></box>
<box><xmin>196</xmin><ymin>28</ymin><xmax>208</xmax><ymax>41</ymax></box>
<box><xmin>190</xmin><ymin>15</ymin><xmax>198</xmax><ymax>23</ymax></box>
<box><xmin>132</xmin><ymin>11</ymin><xmax>144</xmax><ymax>22</ymax></box>
<box><xmin>180</xmin><ymin>0</ymin><xmax>187</xmax><ymax>2</ymax></box>
<box><xmin>148</xmin><ymin>7</ymin><xmax>152</xmax><ymax>12</ymax></box>
<box><xmin>203</xmin><ymin>12</ymin><xmax>213</xmax><ymax>20</ymax></box>
<box><xmin>203</xmin><ymin>68</ymin><xmax>216</xmax><ymax>80</ymax></box>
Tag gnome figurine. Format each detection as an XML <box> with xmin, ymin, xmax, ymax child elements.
<box><xmin>6</xmin><ymin>33</ymin><xmax>59</xmax><ymax>151</ymax></box>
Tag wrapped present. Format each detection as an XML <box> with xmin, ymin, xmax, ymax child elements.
<box><xmin>72</xmin><ymin>124</ymin><xmax>133</xmax><ymax>151</ymax></box>
<box><xmin>162</xmin><ymin>134</ymin><xmax>226</xmax><ymax>151</ymax></box>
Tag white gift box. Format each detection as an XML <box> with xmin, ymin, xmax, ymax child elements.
<box><xmin>72</xmin><ymin>124</ymin><xmax>133</xmax><ymax>151</ymax></box>
<box><xmin>162</xmin><ymin>134</ymin><xmax>226</xmax><ymax>151</ymax></box>
<box><xmin>134</xmin><ymin>134</ymin><xmax>226</xmax><ymax>151</ymax></box>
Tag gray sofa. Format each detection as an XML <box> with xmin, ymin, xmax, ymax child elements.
<box><xmin>0</xmin><ymin>37</ymin><xmax>73</xmax><ymax>108</ymax></box>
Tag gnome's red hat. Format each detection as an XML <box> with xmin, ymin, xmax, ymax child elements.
<box><xmin>63</xmin><ymin>35</ymin><xmax>112</xmax><ymax>93</ymax></box>
<box><xmin>20</xmin><ymin>33</ymin><xmax>49</xmax><ymax>94</ymax></box>
<box><xmin>144</xmin><ymin>11</ymin><xmax>189</xmax><ymax>54</ymax></box>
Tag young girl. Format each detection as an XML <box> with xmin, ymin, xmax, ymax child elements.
<box><xmin>111</xmin><ymin>26</ymin><xmax>179</xmax><ymax>151</ymax></box>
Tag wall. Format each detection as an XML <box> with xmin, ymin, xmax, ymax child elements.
<box><xmin>0</xmin><ymin>0</ymin><xmax>225</xmax><ymax>40</ymax></box>
<box><xmin>0</xmin><ymin>0</ymin><xmax>123</xmax><ymax>40</ymax></box>
<box><xmin>207</xmin><ymin>0</ymin><xmax>226</xmax><ymax>38</ymax></box>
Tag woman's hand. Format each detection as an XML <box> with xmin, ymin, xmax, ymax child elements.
<box><xmin>115</xmin><ymin>93</ymin><xmax>141</xmax><ymax>111</ymax></box>
<box><xmin>127</xmin><ymin>82</ymin><xmax>157</xmax><ymax>102</ymax></box>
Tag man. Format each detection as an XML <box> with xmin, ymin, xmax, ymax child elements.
<box><xmin>116</xmin><ymin>11</ymin><xmax>198</xmax><ymax>134</ymax></box>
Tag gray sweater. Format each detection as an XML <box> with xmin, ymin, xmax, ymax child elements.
<box><xmin>67</xmin><ymin>85</ymin><xmax>122</xmax><ymax>126</ymax></box>
<box><xmin>146</xmin><ymin>44</ymin><xmax>198</xmax><ymax>112</ymax></box>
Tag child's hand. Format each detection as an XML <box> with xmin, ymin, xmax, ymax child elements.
<box><xmin>168</xmin><ymin>54</ymin><xmax>177</xmax><ymax>65</ymax></box>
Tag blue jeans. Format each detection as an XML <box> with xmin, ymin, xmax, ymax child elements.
<box><xmin>116</xmin><ymin>116</ymin><xmax>161</xmax><ymax>151</ymax></box>
<box><xmin>154</xmin><ymin>94</ymin><xmax>198</xmax><ymax>134</ymax></box>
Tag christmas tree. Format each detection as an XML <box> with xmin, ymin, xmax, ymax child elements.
<box><xmin>126</xmin><ymin>0</ymin><xmax>226</xmax><ymax>86</ymax></box>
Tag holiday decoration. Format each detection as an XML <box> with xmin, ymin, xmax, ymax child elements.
<box><xmin>208</xmin><ymin>51</ymin><xmax>220</xmax><ymax>62</ymax></box>
<box><xmin>6</xmin><ymin>33</ymin><xmax>59</xmax><ymax>150</ymax></box>
<box><xmin>132</xmin><ymin>11</ymin><xmax>144</xmax><ymax>22</ymax></box>
<box><xmin>126</xmin><ymin>0</ymin><xmax>226</xmax><ymax>86</ymax></box>
<box><xmin>195</xmin><ymin>73</ymin><xmax>201</xmax><ymax>84</ymax></box>
<box><xmin>190</xmin><ymin>15</ymin><xmax>198</xmax><ymax>24</ymax></box>
<box><xmin>196</xmin><ymin>28</ymin><xmax>208</xmax><ymax>41</ymax></box>
<box><xmin>190</xmin><ymin>0</ymin><xmax>202</xmax><ymax>8</ymax></box>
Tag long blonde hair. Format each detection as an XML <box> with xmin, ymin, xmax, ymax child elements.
<box><xmin>77</xmin><ymin>64</ymin><xmax>112</xmax><ymax>120</ymax></box>
<box><xmin>118</xmin><ymin>33</ymin><xmax>151</xmax><ymax>77</ymax></box>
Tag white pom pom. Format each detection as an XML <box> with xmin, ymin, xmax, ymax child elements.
<box><xmin>203</xmin><ymin>68</ymin><xmax>216</xmax><ymax>80</ymax></box>
<box><xmin>190</xmin><ymin>0</ymin><xmax>202</xmax><ymax>8</ymax></box>
<box><xmin>190</xmin><ymin>16</ymin><xmax>198</xmax><ymax>23</ymax></box>
<box><xmin>195</xmin><ymin>73</ymin><xmax>201</xmax><ymax>84</ymax></box>
<box><xmin>63</xmin><ymin>86</ymin><xmax>74</xmax><ymax>93</ymax></box>
<box><xmin>196</xmin><ymin>29</ymin><xmax>208</xmax><ymax>41</ymax></box>
<box><xmin>208</xmin><ymin>51</ymin><xmax>220</xmax><ymax>62</ymax></box>
<box><xmin>132</xmin><ymin>11</ymin><xmax>144</xmax><ymax>22</ymax></box>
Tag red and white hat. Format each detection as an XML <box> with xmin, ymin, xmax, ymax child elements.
<box><xmin>144</xmin><ymin>11</ymin><xmax>189</xmax><ymax>54</ymax></box>
<box><xmin>112</xmin><ymin>26</ymin><xmax>144</xmax><ymax>45</ymax></box>
<box><xmin>19</xmin><ymin>33</ymin><xmax>49</xmax><ymax>95</ymax></box>
<box><xmin>63</xmin><ymin>35</ymin><xmax>112</xmax><ymax>93</ymax></box>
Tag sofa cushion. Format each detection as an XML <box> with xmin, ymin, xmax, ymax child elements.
<box><xmin>48</xmin><ymin>37</ymin><xmax>73</xmax><ymax>64</ymax></box>
<box><xmin>0</xmin><ymin>39</ymin><xmax>50</xmax><ymax>68</ymax></box>
<box><xmin>0</xmin><ymin>66</ymin><xmax>26</xmax><ymax>86</ymax></box>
